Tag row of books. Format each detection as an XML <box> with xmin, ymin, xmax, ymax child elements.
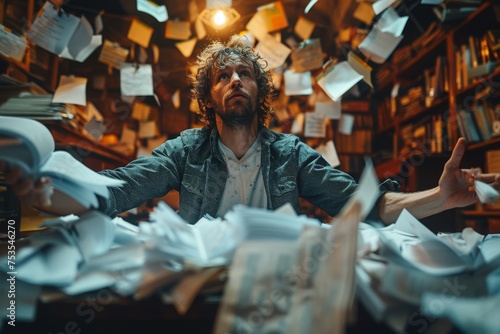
<box><xmin>334</xmin><ymin>129</ymin><xmax>372</xmax><ymax>154</ymax></box>
<box><xmin>456</xmin><ymin>99</ymin><xmax>499</xmax><ymax>143</ymax></box>
<box><xmin>455</xmin><ymin>32</ymin><xmax>499</xmax><ymax>91</ymax></box>
<box><xmin>398</xmin><ymin>113</ymin><xmax>454</xmax><ymax>158</ymax></box>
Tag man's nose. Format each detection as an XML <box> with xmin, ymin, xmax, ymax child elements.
<box><xmin>231</xmin><ymin>72</ymin><xmax>242</xmax><ymax>88</ymax></box>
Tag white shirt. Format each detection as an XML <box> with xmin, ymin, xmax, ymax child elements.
<box><xmin>216</xmin><ymin>135</ymin><xmax>267</xmax><ymax>217</ymax></box>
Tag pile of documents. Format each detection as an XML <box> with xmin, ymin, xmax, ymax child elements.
<box><xmin>356</xmin><ymin>208</ymin><xmax>500</xmax><ymax>333</ymax></box>
<box><xmin>0</xmin><ymin>93</ymin><xmax>72</xmax><ymax>121</ymax></box>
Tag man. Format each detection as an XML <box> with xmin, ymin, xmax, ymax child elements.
<box><xmin>2</xmin><ymin>35</ymin><xmax>500</xmax><ymax>224</ymax></box>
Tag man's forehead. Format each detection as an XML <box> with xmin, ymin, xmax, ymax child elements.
<box><xmin>214</xmin><ymin>54</ymin><xmax>253</xmax><ymax>71</ymax></box>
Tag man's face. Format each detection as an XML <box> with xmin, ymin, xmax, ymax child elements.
<box><xmin>207</xmin><ymin>55</ymin><xmax>259</xmax><ymax>127</ymax></box>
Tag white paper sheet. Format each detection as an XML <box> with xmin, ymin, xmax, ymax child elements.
<box><xmin>375</xmin><ymin>7</ymin><xmax>408</xmax><ymax>38</ymax></box>
<box><xmin>304</xmin><ymin>112</ymin><xmax>326</xmax><ymax>138</ymax></box>
<box><xmin>120</xmin><ymin>63</ymin><xmax>154</xmax><ymax>96</ymax></box>
<box><xmin>137</xmin><ymin>0</ymin><xmax>169</xmax><ymax>22</ymax></box>
<box><xmin>373</xmin><ymin>0</ymin><xmax>396</xmax><ymax>15</ymax></box>
<box><xmin>254</xmin><ymin>34</ymin><xmax>291</xmax><ymax>69</ymax></box>
<box><xmin>284</xmin><ymin>70</ymin><xmax>313</xmax><ymax>95</ymax></box>
<box><xmin>315</xmin><ymin>100</ymin><xmax>341</xmax><ymax>119</ymax></box>
<box><xmin>0</xmin><ymin>24</ymin><xmax>27</xmax><ymax>61</ymax></box>
<box><xmin>359</xmin><ymin>27</ymin><xmax>404</xmax><ymax>64</ymax></box>
<box><xmin>315</xmin><ymin>140</ymin><xmax>340</xmax><ymax>167</ymax></box>
<box><xmin>52</xmin><ymin>75</ymin><xmax>88</xmax><ymax>106</ymax></box>
<box><xmin>338</xmin><ymin>113</ymin><xmax>355</xmax><ymax>135</ymax></box>
<box><xmin>317</xmin><ymin>61</ymin><xmax>363</xmax><ymax>101</ymax></box>
<box><xmin>27</xmin><ymin>2</ymin><xmax>80</xmax><ymax>55</ymax></box>
<box><xmin>474</xmin><ymin>180</ymin><xmax>500</xmax><ymax>204</ymax></box>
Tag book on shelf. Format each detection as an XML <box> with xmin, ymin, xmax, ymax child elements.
<box><xmin>0</xmin><ymin>116</ymin><xmax>125</xmax><ymax>208</ymax></box>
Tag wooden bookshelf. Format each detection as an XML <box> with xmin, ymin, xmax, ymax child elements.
<box><xmin>373</xmin><ymin>0</ymin><xmax>500</xmax><ymax>231</ymax></box>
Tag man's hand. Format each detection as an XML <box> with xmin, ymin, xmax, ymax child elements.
<box><xmin>0</xmin><ymin>161</ymin><xmax>53</xmax><ymax>210</ymax></box>
<box><xmin>438</xmin><ymin>137</ymin><xmax>500</xmax><ymax>209</ymax></box>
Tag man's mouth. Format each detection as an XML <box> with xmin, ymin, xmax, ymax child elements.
<box><xmin>227</xmin><ymin>92</ymin><xmax>249</xmax><ymax>101</ymax></box>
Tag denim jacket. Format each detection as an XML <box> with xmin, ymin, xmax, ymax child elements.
<box><xmin>99</xmin><ymin>126</ymin><xmax>400</xmax><ymax>224</ymax></box>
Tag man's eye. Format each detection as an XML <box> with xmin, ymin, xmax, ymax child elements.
<box><xmin>219</xmin><ymin>73</ymin><xmax>229</xmax><ymax>80</ymax></box>
<box><xmin>240</xmin><ymin>71</ymin><xmax>250</xmax><ymax>77</ymax></box>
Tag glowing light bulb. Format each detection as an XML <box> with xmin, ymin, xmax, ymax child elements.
<box><xmin>213</xmin><ymin>10</ymin><xmax>227</xmax><ymax>26</ymax></box>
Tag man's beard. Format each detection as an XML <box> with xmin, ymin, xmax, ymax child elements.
<box><xmin>214</xmin><ymin>95</ymin><xmax>256</xmax><ymax>129</ymax></box>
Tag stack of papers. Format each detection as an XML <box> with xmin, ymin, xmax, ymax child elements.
<box><xmin>356</xmin><ymin>208</ymin><xmax>500</xmax><ymax>333</ymax></box>
<box><xmin>0</xmin><ymin>93</ymin><xmax>72</xmax><ymax>120</ymax></box>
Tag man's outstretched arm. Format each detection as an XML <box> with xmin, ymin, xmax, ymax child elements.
<box><xmin>377</xmin><ymin>137</ymin><xmax>500</xmax><ymax>225</ymax></box>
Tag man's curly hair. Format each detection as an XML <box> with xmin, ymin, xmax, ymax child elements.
<box><xmin>191</xmin><ymin>35</ymin><xmax>276</xmax><ymax>127</ymax></box>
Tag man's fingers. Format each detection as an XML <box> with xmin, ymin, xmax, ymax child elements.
<box><xmin>445</xmin><ymin>137</ymin><xmax>467</xmax><ymax>170</ymax></box>
<box><xmin>475</xmin><ymin>173</ymin><xmax>500</xmax><ymax>185</ymax></box>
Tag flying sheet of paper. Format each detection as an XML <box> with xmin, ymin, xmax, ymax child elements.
<box><xmin>315</xmin><ymin>100</ymin><xmax>341</xmax><ymax>119</ymax></box>
<box><xmin>121</xmin><ymin>126</ymin><xmax>137</xmax><ymax>147</ymax></box>
<box><xmin>257</xmin><ymin>1</ymin><xmax>289</xmax><ymax>32</ymax></box>
<box><xmin>127</xmin><ymin>19</ymin><xmax>154</xmax><ymax>49</ymax></box>
<box><xmin>353</xmin><ymin>2</ymin><xmax>375</xmax><ymax>25</ymax></box>
<box><xmin>317</xmin><ymin>61</ymin><xmax>363</xmax><ymax>101</ymax></box>
<box><xmin>475</xmin><ymin>180</ymin><xmax>500</xmax><ymax>204</ymax></box>
<box><xmin>53</xmin><ymin>75</ymin><xmax>88</xmax><ymax>106</ymax></box>
<box><xmin>291</xmin><ymin>112</ymin><xmax>305</xmax><ymax>134</ymax></box>
<box><xmin>132</xmin><ymin>102</ymin><xmax>151</xmax><ymax>121</ymax></box>
<box><xmin>206</xmin><ymin>0</ymin><xmax>231</xmax><ymax>8</ymax></box>
<box><xmin>165</xmin><ymin>20</ymin><xmax>191</xmax><ymax>40</ymax></box>
<box><xmin>284</xmin><ymin>70</ymin><xmax>313</xmax><ymax>96</ymax></box>
<box><xmin>172</xmin><ymin>89</ymin><xmax>181</xmax><ymax>108</ymax></box>
<box><xmin>359</xmin><ymin>27</ymin><xmax>404</xmax><ymax>64</ymax></box>
<box><xmin>315</xmin><ymin>140</ymin><xmax>340</xmax><ymax>167</ymax></box>
<box><xmin>86</xmin><ymin>101</ymin><xmax>103</xmax><ymax>121</ymax></box>
<box><xmin>195</xmin><ymin>18</ymin><xmax>207</xmax><ymax>40</ymax></box>
<box><xmin>0</xmin><ymin>24</ymin><xmax>27</xmax><ymax>61</ymax></box>
<box><xmin>338</xmin><ymin>113</ymin><xmax>355</xmax><ymax>135</ymax></box>
<box><xmin>351</xmin><ymin>158</ymin><xmax>379</xmax><ymax>219</ymax></box>
<box><xmin>246</xmin><ymin>12</ymin><xmax>269</xmax><ymax>42</ymax></box>
<box><xmin>60</xmin><ymin>35</ymin><xmax>102</xmax><ymax>62</ymax></box>
<box><xmin>84</xmin><ymin>116</ymin><xmax>105</xmax><ymax>141</ymax></box>
<box><xmin>27</xmin><ymin>2</ymin><xmax>81</xmax><ymax>55</ymax></box>
<box><xmin>347</xmin><ymin>51</ymin><xmax>373</xmax><ymax>88</ymax></box>
<box><xmin>137</xmin><ymin>0</ymin><xmax>169</xmax><ymax>22</ymax></box>
<box><xmin>294</xmin><ymin>16</ymin><xmax>315</xmax><ymax>41</ymax></box>
<box><xmin>175</xmin><ymin>37</ymin><xmax>197</xmax><ymax>58</ymax></box>
<box><xmin>291</xmin><ymin>38</ymin><xmax>323</xmax><ymax>72</ymax></box>
<box><xmin>66</xmin><ymin>15</ymin><xmax>93</xmax><ymax>58</ymax></box>
<box><xmin>373</xmin><ymin>0</ymin><xmax>397</xmax><ymax>15</ymax></box>
<box><xmin>99</xmin><ymin>40</ymin><xmax>129</xmax><ymax>69</ymax></box>
<box><xmin>255</xmin><ymin>34</ymin><xmax>291</xmax><ymax>69</ymax></box>
<box><xmin>139</xmin><ymin>120</ymin><xmax>157</xmax><ymax>139</ymax></box>
<box><xmin>375</xmin><ymin>7</ymin><xmax>408</xmax><ymax>38</ymax></box>
<box><xmin>94</xmin><ymin>12</ymin><xmax>103</xmax><ymax>34</ymax></box>
<box><xmin>304</xmin><ymin>0</ymin><xmax>318</xmax><ymax>13</ymax></box>
<box><xmin>304</xmin><ymin>112</ymin><xmax>326</xmax><ymax>138</ymax></box>
<box><xmin>120</xmin><ymin>63</ymin><xmax>154</xmax><ymax>96</ymax></box>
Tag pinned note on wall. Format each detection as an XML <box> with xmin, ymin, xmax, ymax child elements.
<box><xmin>99</xmin><ymin>40</ymin><xmax>129</xmax><ymax>70</ymax></box>
<box><xmin>0</xmin><ymin>24</ymin><xmax>27</xmax><ymax>61</ymax></box>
